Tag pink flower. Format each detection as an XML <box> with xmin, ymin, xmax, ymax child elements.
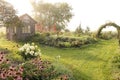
<box><xmin>16</xmin><ymin>75</ymin><xmax>23</xmax><ymax>80</ymax></box>
<box><xmin>0</xmin><ymin>73</ymin><xmax>6</xmax><ymax>79</ymax></box>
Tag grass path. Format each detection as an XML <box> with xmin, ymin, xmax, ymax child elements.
<box><xmin>40</xmin><ymin>39</ymin><xmax>119</xmax><ymax>80</ymax></box>
<box><xmin>0</xmin><ymin>38</ymin><xmax>119</xmax><ymax>80</ymax></box>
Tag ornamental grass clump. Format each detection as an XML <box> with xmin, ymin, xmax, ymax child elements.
<box><xmin>19</xmin><ymin>43</ymin><xmax>41</xmax><ymax>60</ymax></box>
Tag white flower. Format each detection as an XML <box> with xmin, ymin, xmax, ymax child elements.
<box><xmin>19</xmin><ymin>43</ymin><xmax>42</xmax><ymax>59</ymax></box>
<box><xmin>26</xmin><ymin>48</ymin><xmax>30</xmax><ymax>52</ymax></box>
<box><xmin>25</xmin><ymin>52</ymin><xmax>28</xmax><ymax>55</ymax></box>
<box><xmin>56</xmin><ymin>55</ymin><xmax>60</xmax><ymax>59</ymax></box>
<box><xmin>26</xmin><ymin>51</ymin><xmax>29</xmax><ymax>54</ymax></box>
<box><xmin>21</xmin><ymin>63</ymin><xmax>25</xmax><ymax>65</ymax></box>
<box><xmin>30</xmin><ymin>46</ymin><xmax>35</xmax><ymax>50</ymax></box>
<box><xmin>30</xmin><ymin>51</ymin><xmax>34</xmax><ymax>55</ymax></box>
<box><xmin>32</xmin><ymin>42</ymin><xmax>35</xmax><ymax>45</ymax></box>
<box><xmin>34</xmin><ymin>52</ymin><xmax>38</xmax><ymax>56</ymax></box>
<box><xmin>24</xmin><ymin>43</ymin><xmax>30</xmax><ymax>49</ymax></box>
<box><xmin>26</xmin><ymin>43</ymin><xmax>30</xmax><ymax>46</ymax></box>
<box><xmin>19</xmin><ymin>47</ymin><xmax>24</xmax><ymax>51</ymax></box>
<box><xmin>35</xmin><ymin>45</ymin><xmax>38</xmax><ymax>48</ymax></box>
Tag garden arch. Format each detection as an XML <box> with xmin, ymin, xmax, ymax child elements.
<box><xmin>96</xmin><ymin>22</ymin><xmax>120</xmax><ymax>46</ymax></box>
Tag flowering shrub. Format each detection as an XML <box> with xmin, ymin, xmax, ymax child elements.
<box><xmin>23</xmin><ymin>58</ymin><xmax>74</xmax><ymax>80</ymax></box>
<box><xmin>0</xmin><ymin>52</ymin><xmax>24</xmax><ymax>80</ymax></box>
<box><xmin>0</xmin><ymin>51</ymin><xmax>74</xmax><ymax>80</ymax></box>
<box><xmin>19</xmin><ymin>43</ymin><xmax>41</xmax><ymax>60</ymax></box>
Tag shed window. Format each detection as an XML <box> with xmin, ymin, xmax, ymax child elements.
<box><xmin>22</xmin><ymin>26</ymin><xmax>31</xmax><ymax>33</ymax></box>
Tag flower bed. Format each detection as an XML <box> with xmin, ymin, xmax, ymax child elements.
<box><xmin>0</xmin><ymin>43</ymin><xmax>74</xmax><ymax>80</ymax></box>
<box><xmin>0</xmin><ymin>52</ymin><xmax>23</xmax><ymax>80</ymax></box>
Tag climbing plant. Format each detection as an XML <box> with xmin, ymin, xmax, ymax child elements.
<box><xmin>96</xmin><ymin>22</ymin><xmax>120</xmax><ymax>46</ymax></box>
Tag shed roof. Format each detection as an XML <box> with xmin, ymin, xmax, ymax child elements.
<box><xmin>19</xmin><ymin>13</ymin><xmax>37</xmax><ymax>24</ymax></box>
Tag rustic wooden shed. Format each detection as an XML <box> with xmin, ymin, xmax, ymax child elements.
<box><xmin>6</xmin><ymin>14</ymin><xmax>37</xmax><ymax>41</ymax></box>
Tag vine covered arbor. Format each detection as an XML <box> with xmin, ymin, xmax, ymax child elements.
<box><xmin>96</xmin><ymin>22</ymin><xmax>120</xmax><ymax>46</ymax></box>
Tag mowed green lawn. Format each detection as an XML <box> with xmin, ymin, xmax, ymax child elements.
<box><xmin>40</xmin><ymin>39</ymin><xmax>119</xmax><ymax>80</ymax></box>
<box><xmin>0</xmin><ymin>38</ymin><xmax>119</xmax><ymax>80</ymax></box>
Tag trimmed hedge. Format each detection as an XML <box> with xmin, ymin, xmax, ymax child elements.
<box><xmin>28</xmin><ymin>33</ymin><xmax>97</xmax><ymax>48</ymax></box>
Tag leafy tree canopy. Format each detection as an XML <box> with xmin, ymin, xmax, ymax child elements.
<box><xmin>31</xmin><ymin>0</ymin><xmax>73</xmax><ymax>31</ymax></box>
<box><xmin>0</xmin><ymin>0</ymin><xmax>21</xmax><ymax>27</ymax></box>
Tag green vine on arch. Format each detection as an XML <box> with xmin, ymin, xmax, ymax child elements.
<box><xmin>96</xmin><ymin>22</ymin><xmax>120</xmax><ymax>46</ymax></box>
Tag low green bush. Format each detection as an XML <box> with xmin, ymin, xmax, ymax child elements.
<box><xmin>28</xmin><ymin>33</ymin><xmax>97</xmax><ymax>48</ymax></box>
<box><xmin>57</xmin><ymin>42</ymin><xmax>71</xmax><ymax>48</ymax></box>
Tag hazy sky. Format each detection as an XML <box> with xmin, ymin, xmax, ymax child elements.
<box><xmin>6</xmin><ymin>0</ymin><xmax>120</xmax><ymax>31</ymax></box>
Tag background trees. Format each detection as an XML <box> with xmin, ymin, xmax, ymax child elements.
<box><xmin>75</xmin><ymin>24</ymin><xmax>83</xmax><ymax>34</ymax></box>
<box><xmin>85</xmin><ymin>26</ymin><xmax>90</xmax><ymax>35</ymax></box>
<box><xmin>0</xmin><ymin>0</ymin><xmax>20</xmax><ymax>27</ymax></box>
<box><xmin>31</xmin><ymin>1</ymin><xmax>73</xmax><ymax>31</ymax></box>
<box><xmin>75</xmin><ymin>23</ymin><xmax>91</xmax><ymax>36</ymax></box>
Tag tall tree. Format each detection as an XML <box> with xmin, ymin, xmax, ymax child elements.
<box><xmin>75</xmin><ymin>24</ymin><xmax>83</xmax><ymax>34</ymax></box>
<box><xmin>0</xmin><ymin>0</ymin><xmax>20</xmax><ymax>27</ymax></box>
<box><xmin>31</xmin><ymin>1</ymin><xmax>73</xmax><ymax>31</ymax></box>
<box><xmin>85</xmin><ymin>26</ymin><xmax>90</xmax><ymax>34</ymax></box>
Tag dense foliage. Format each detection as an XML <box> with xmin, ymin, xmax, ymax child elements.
<box><xmin>28</xmin><ymin>33</ymin><xmax>97</xmax><ymax>48</ymax></box>
<box><xmin>0</xmin><ymin>0</ymin><xmax>21</xmax><ymax>27</ymax></box>
<box><xmin>31</xmin><ymin>1</ymin><xmax>73</xmax><ymax>31</ymax></box>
